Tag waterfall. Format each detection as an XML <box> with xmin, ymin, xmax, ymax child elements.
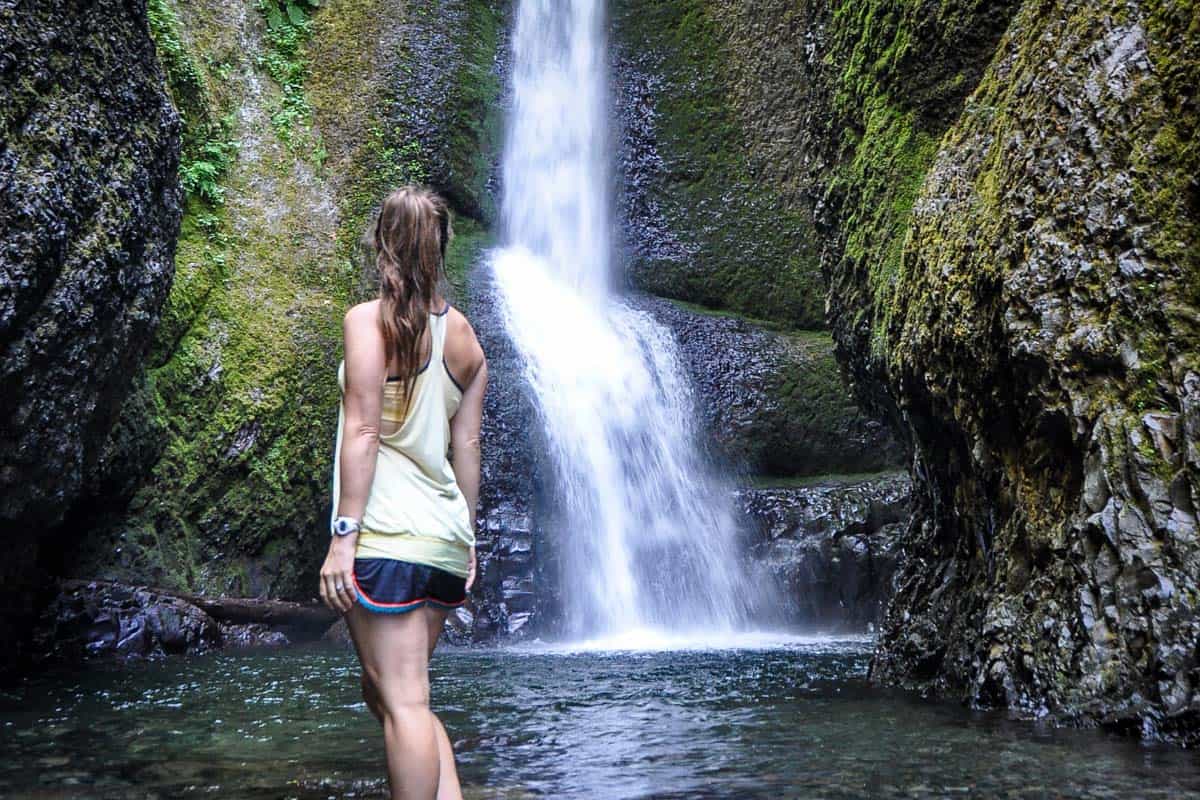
<box><xmin>489</xmin><ymin>0</ymin><xmax>751</xmax><ymax>640</ymax></box>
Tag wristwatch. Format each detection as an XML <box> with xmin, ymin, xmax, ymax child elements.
<box><xmin>331</xmin><ymin>516</ymin><xmax>361</xmax><ymax>537</ymax></box>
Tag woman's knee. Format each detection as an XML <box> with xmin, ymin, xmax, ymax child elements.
<box><xmin>375</xmin><ymin>677</ymin><xmax>432</xmax><ymax>723</ymax></box>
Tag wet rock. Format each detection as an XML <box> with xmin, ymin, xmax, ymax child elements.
<box><xmin>33</xmin><ymin>581</ymin><xmax>305</xmax><ymax>662</ymax></box>
<box><xmin>610</xmin><ymin>0</ymin><xmax>826</xmax><ymax>328</ymax></box>
<box><xmin>323</xmin><ymin>617</ymin><xmax>352</xmax><ymax>646</ymax></box>
<box><xmin>34</xmin><ymin>581</ymin><xmax>220</xmax><ymax>662</ymax></box>
<box><xmin>633</xmin><ymin>294</ymin><xmax>904</xmax><ymax>476</ymax></box>
<box><xmin>0</xmin><ymin>0</ymin><xmax>181</xmax><ymax>669</ymax></box>
<box><xmin>466</xmin><ymin>259</ymin><xmax>547</xmax><ymax>643</ymax></box>
<box><xmin>218</xmin><ymin>623</ymin><xmax>289</xmax><ymax>648</ymax></box>
<box><xmin>738</xmin><ymin>473</ymin><xmax>911</xmax><ymax>629</ymax></box>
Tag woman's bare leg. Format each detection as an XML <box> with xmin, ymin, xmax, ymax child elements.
<box><xmin>423</xmin><ymin>607</ymin><xmax>463</xmax><ymax>800</ymax></box>
<box><xmin>346</xmin><ymin>603</ymin><xmax>440</xmax><ymax>800</ymax></box>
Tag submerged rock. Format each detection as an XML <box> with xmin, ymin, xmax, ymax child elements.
<box><xmin>739</xmin><ymin>473</ymin><xmax>911</xmax><ymax>629</ymax></box>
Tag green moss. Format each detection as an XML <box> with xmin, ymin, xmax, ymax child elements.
<box><xmin>665</xmin><ymin>297</ymin><xmax>797</xmax><ymax>333</ymax></box>
<box><xmin>307</xmin><ymin>0</ymin><xmax>506</xmax><ymax>307</ymax></box>
<box><xmin>439</xmin><ymin>1</ymin><xmax>506</xmax><ymax>222</ymax></box>
<box><xmin>1133</xmin><ymin>1</ymin><xmax>1200</xmax><ymax>363</ymax></box>
<box><xmin>91</xmin><ymin>0</ymin><xmax>510</xmax><ymax>598</ymax></box>
<box><xmin>444</xmin><ymin>217</ymin><xmax>493</xmax><ymax>310</ymax></box>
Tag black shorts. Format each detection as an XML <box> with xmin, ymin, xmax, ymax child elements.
<box><xmin>352</xmin><ymin>558</ymin><xmax>467</xmax><ymax>614</ymax></box>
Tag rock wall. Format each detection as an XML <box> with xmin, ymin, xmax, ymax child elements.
<box><xmin>615</xmin><ymin>0</ymin><xmax>1199</xmax><ymax>741</ymax></box>
<box><xmin>0</xmin><ymin>0</ymin><xmax>182</xmax><ymax>666</ymax></box>
<box><xmin>863</xmin><ymin>1</ymin><xmax>1200</xmax><ymax>743</ymax></box>
<box><xmin>739</xmin><ymin>472</ymin><xmax>910</xmax><ymax>630</ymax></box>
<box><xmin>610</xmin><ymin>0</ymin><xmax>825</xmax><ymax>329</ymax></box>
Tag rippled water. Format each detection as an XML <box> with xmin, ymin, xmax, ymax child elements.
<box><xmin>3</xmin><ymin>638</ymin><xmax>1198</xmax><ymax>799</ymax></box>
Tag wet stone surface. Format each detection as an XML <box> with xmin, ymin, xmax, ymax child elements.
<box><xmin>738</xmin><ymin>472</ymin><xmax>911</xmax><ymax>630</ymax></box>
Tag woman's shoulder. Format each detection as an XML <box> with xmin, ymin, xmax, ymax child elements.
<box><xmin>443</xmin><ymin>305</ymin><xmax>486</xmax><ymax>383</ymax></box>
<box><xmin>344</xmin><ymin>298</ymin><xmax>381</xmax><ymax>324</ymax></box>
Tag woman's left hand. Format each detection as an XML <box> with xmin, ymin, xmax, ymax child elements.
<box><xmin>465</xmin><ymin>546</ymin><xmax>478</xmax><ymax>593</ymax></box>
<box><xmin>320</xmin><ymin>535</ymin><xmax>359</xmax><ymax>614</ymax></box>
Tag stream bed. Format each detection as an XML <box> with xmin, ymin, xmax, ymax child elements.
<box><xmin>3</xmin><ymin>636</ymin><xmax>1198</xmax><ymax>799</ymax></box>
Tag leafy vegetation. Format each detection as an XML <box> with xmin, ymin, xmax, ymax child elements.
<box><xmin>256</xmin><ymin>0</ymin><xmax>321</xmax><ymax>148</ymax></box>
<box><xmin>147</xmin><ymin>0</ymin><xmax>239</xmax><ymax>206</ymax></box>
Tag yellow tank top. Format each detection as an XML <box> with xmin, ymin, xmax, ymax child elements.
<box><xmin>329</xmin><ymin>305</ymin><xmax>474</xmax><ymax>577</ymax></box>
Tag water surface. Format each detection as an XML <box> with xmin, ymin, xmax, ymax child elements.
<box><xmin>3</xmin><ymin>638</ymin><xmax>1198</xmax><ymax>798</ymax></box>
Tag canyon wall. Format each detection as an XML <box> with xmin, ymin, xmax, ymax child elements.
<box><xmin>1</xmin><ymin>0</ymin><xmax>517</xmax><ymax>665</ymax></box>
<box><xmin>613</xmin><ymin>0</ymin><xmax>1198</xmax><ymax>740</ymax></box>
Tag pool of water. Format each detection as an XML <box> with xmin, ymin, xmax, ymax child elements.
<box><xmin>3</xmin><ymin>636</ymin><xmax>1198</xmax><ymax>798</ymax></box>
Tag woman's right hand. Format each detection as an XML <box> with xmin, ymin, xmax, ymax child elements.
<box><xmin>319</xmin><ymin>535</ymin><xmax>359</xmax><ymax>614</ymax></box>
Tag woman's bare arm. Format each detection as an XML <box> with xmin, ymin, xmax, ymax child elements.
<box><xmin>450</xmin><ymin>357</ymin><xmax>487</xmax><ymax>528</ymax></box>
<box><xmin>449</xmin><ymin>330</ymin><xmax>487</xmax><ymax>591</ymax></box>
<box><xmin>335</xmin><ymin>303</ymin><xmax>387</xmax><ymax>521</ymax></box>
<box><xmin>321</xmin><ymin>303</ymin><xmax>386</xmax><ymax>613</ymax></box>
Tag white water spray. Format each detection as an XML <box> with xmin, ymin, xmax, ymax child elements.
<box><xmin>490</xmin><ymin>0</ymin><xmax>751</xmax><ymax>638</ymax></box>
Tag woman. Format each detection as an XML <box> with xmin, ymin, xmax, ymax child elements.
<box><xmin>321</xmin><ymin>185</ymin><xmax>487</xmax><ymax>800</ymax></box>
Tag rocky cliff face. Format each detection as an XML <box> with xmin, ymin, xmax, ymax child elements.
<box><xmin>0</xmin><ymin>0</ymin><xmax>182</xmax><ymax>666</ymax></box>
<box><xmin>615</xmin><ymin>0</ymin><xmax>1198</xmax><ymax>741</ymax></box>
<box><xmin>739</xmin><ymin>472</ymin><xmax>910</xmax><ymax>630</ymax></box>
<box><xmin>635</xmin><ymin>295</ymin><xmax>902</xmax><ymax>478</ymax></box>
<box><xmin>861</xmin><ymin>1</ymin><xmax>1200</xmax><ymax>743</ymax></box>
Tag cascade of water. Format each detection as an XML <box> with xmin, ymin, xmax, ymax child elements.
<box><xmin>489</xmin><ymin>0</ymin><xmax>751</xmax><ymax>639</ymax></box>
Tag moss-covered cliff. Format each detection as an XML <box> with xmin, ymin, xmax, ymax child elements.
<box><xmin>616</xmin><ymin>0</ymin><xmax>1199</xmax><ymax>740</ymax></box>
<box><xmin>864</xmin><ymin>0</ymin><xmax>1200</xmax><ymax>743</ymax></box>
<box><xmin>64</xmin><ymin>0</ymin><xmax>509</xmax><ymax>601</ymax></box>
<box><xmin>0</xmin><ymin>0</ymin><xmax>182</xmax><ymax>667</ymax></box>
<box><xmin>611</xmin><ymin>0</ymin><xmax>908</xmax><ymax>483</ymax></box>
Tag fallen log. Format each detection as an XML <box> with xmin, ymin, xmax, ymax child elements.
<box><xmin>60</xmin><ymin>579</ymin><xmax>338</xmax><ymax>638</ymax></box>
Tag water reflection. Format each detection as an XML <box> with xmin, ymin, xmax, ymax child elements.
<box><xmin>2</xmin><ymin>640</ymin><xmax>1198</xmax><ymax>798</ymax></box>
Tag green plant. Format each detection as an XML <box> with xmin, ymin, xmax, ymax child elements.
<box><xmin>256</xmin><ymin>0</ymin><xmax>320</xmax><ymax>145</ymax></box>
<box><xmin>180</xmin><ymin>136</ymin><xmax>239</xmax><ymax>205</ymax></box>
<box><xmin>264</xmin><ymin>0</ymin><xmax>321</xmax><ymax>30</ymax></box>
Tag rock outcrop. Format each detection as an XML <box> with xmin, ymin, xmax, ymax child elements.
<box><xmin>858</xmin><ymin>2</ymin><xmax>1200</xmax><ymax>744</ymax></box>
<box><xmin>739</xmin><ymin>472</ymin><xmax>911</xmax><ymax>629</ymax></box>
<box><xmin>33</xmin><ymin>580</ymin><xmax>301</xmax><ymax>663</ymax></box>
<box><xmin>0</xmin><ymin>0</ymin><xmax>182</xmax><ymax>667</ymax></box>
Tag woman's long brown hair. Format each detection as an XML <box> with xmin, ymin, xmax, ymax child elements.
<box><xmin>372</xmin><ymin>185</ymin><xmax>453</xmax><ymax>416</ymax></box>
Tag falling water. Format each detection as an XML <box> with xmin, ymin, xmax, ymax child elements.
<box><xmin>489</xmin><ymin>0</ymin><xmax>751</xmax><ymax>640</ymax></box>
